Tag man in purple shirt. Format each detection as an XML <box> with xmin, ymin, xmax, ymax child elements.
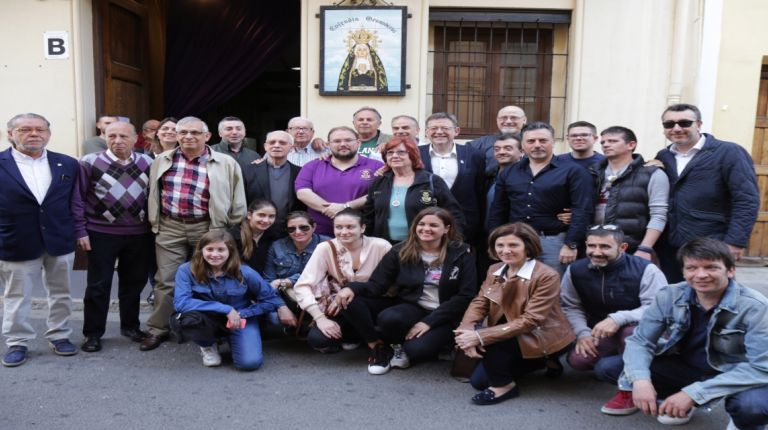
<box><xmin>295</xmin><ymin>126</ymin><xmax>383</xmax><ymax>235</ymax></box>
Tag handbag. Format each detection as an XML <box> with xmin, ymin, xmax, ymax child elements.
<box><xmin>294</xmin><ymin>240</ymin><xmax>348</xmax><ymax>337</ymax></box>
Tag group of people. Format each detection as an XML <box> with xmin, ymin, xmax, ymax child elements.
<box><xmin>1</xmin><ymin>102</ymin><xmax>767</xmax><ymax>429</ymax></box>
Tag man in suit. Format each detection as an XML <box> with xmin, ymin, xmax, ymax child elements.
<box><xmin>419</xmin><ymin>112</ymin><xmax>485</xmax><ymax>241</ymax></box>
<box><xmin>654</xmin><ymin>103</ymin><xmax>759</xmax><ymax>282</ymax></box>
<box><xmin>1</xmin><ymin>113</ymin><xmax>80</xmax><ymax>367</ymax></box>
<box><xmin>242</xmin><ymin>130</ymin><xmax>305</xmax><ymax>236</ymax></box>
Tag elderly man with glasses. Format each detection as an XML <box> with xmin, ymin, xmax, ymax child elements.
<box><xmin>140</xmin><ymin>116</ymin><xmax>246</xmax><ymax>351</ymax></box>
<box><xmin>654</xmin><ymin>103</ymin><xmax>759</xmax><ymax>282</ymax></box>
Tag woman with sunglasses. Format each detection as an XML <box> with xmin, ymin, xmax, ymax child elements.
<box><xmin>362</xmin><ymin>136</ymin><xmax>465</xmax><ymax>243</ymax></box>
<box><xmin>336</xmin><ymin>207</ymin><xmax>477</xmax><ymax>375</ymax></box>
<box><xmin>173</xmin><ymin>230</ymin><xmax>294</xmax><ymax>370</ymax></box>
<box><xmin>264</xmin><ymin>212</ymin><xmax>330</xmax><ymax>325</ymax></box>
<box><xmin>456</xmin><ymin>222</ymin><xmax>575</xmax><ymax>405</ymax></box>
<box><xmin>148</xmin><ymin>117</ymin><xmax>179</xmax><ymax>158</ymax></box>
<box><xmin>230</xmin><ymin>199</ymin><xmax>279</xmax><ymax>274</ymax></box>
<box><xmin>293</xmin><ymin>208</ymin><xmax>391</xmax><ymax>353</ymax></box>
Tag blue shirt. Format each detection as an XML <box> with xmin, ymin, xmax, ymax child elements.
<box><xmin>555</xmin><ymin>152</ymin><xmax>605</xmax><ymax>170</ymax></box>
<box><xmin>173</xmin><ymin>263</ymin><xmax>285</xmax><ymax>319</ymax></box>
<box><xmin>263</xmin><ymin>233</ymin><xmax>330</xmax><ymax>284</ymax></box>
<box><xmin>488</xmin><ymin>156</ymin><xmax>594</xmax><ymax>245</ymax></box>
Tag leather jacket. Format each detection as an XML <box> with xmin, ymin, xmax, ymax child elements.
<box><xmin>459</xmin><ymin>260</ymin><xmax>575</xmax><ymax>358</ymax></box>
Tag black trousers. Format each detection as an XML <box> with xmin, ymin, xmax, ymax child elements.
<box><xmin>343</xmin><ymin>296</ymin><xmax>455</xmax><ymax>361</ymax></box>
<box><xmin>471</xmin><ymin>336</ymin><xmax>565</xmax><ymax>388</ymax></box>
<box><xmin>82</xmin><ymin>230</ymin><xmax>153</xmax><ymax>338</ymax></box>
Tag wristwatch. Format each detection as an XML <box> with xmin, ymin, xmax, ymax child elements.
<box><xmin>567</xmin><ymin>243</ymin><xmax>578</xmax><ymax>250</ymax></box>
<box><xmin>343</xmin><ymin>203</ymin><xmax>351</xmax><ymax>209</ymax></box>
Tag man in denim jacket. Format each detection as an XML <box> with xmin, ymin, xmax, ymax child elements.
<box><xmin>600</xmin><ymin>238</ymin><xmax>768</xmax><ymax>429</ymax></box>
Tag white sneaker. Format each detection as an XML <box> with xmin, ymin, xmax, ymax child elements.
<box><xmin>200</xmin><ymin>345</ymin><xmax>221</xmax><ymax>367</ymax></box>
<box><xmin>341</xmin><ymin>342</ymin><xmax>361</xmax><ymax>351</ymax></box>
<box><xmin>390</xmin><ymin>344</ymin><xmax>410</xmax><ymax>369</ymax></box>
<box><xmin>725</xmin><ymin>419</ymin><xmax>741</xmax><ymax>430</ymax></box>
<box><xmin>657</xmin><ymin>407</ymin><xmax>695</xmax><ymax>425</ymax></box>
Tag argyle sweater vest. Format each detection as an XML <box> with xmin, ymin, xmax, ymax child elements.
<box><xmin>81</xmin><ymin>152</ymin><xmax>152</xmax><ymax>235</ymax></box>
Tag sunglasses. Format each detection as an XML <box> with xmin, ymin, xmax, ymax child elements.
<box><xmin>661</xmin><ymin>120</ymin><xmax>695</xmax><ymax>129</ymax></box>
<box><xmin>589</xmin><ymin>224</ymin><xmax>619</xmax><ymax>231</ymax></box>
<box><xmin>287</xmin><ymin>225</ymin><xmax>312</xmax><ymax>233</ymax></box>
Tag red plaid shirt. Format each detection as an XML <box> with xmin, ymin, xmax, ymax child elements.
<box><xmin>160</xmin><ymin>148</ymin><xmax>210</xmax><ymax>219</ymax></box>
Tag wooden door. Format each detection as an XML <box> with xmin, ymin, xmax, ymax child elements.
<box><xmin>748</xmin><ymin>64</ymin><xmax>768</xmax><ymax>258</ymax></box>
<box><xmin>94</xmin><ymin>0</ymin><xmax>150</xmax><ymax>125</ymax></box>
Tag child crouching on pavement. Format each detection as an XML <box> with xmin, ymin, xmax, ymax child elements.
<box><xmin>171</xmin><ymin>230</ymin><xmax>296</xmax><ymax>370</ymax></box>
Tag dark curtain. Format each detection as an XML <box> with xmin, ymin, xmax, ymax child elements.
<box><xmin>164</xmin><ymin>1</ymin><xmax>298</xmax><ymax>117</ymax></box>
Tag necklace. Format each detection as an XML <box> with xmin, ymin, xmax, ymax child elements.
<box><xmin>391</xmin><ymin>185</ymin><xmax>406</xmax><ymax>207</ymax></box>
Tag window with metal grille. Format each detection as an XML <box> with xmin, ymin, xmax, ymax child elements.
<box><xmin>429</xmin><ymin>10</ymin><xmax>570</xmax><ymax>139</ymax></box>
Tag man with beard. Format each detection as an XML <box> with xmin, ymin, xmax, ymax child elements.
<box><xmin>560</xmin><ymin>225</ymin><xmax>666</xmax><ymax>396</ymax></box>
<box><xmin>295</xmin><ymin>126</ymin><xmax>383</xmax><ymax>236</ymax></box>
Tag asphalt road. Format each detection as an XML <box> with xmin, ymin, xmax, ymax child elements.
<box><xmin>1</xmin><ymin>311</ymin><xmax>732</xmax><ymax>430</ymax></box>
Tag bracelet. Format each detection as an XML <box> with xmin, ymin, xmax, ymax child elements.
<box><xmin>637</xmin><ymin>245</ymin><xmax>655</xmax><ymax>254</ymax></box>
<box><xmin>312</xmin><ymin>313</ymin><xmax>327</xmax><ymax>322</ymax></box>
<box><xmin>343</xmin><ymin>202</ymin><xmax>351</xmax><ymax>209</ymax></box>
<box><xmin>474</xmin><ymin>330</ymin><xmax>484</xmax><ymax>347</ymax></box>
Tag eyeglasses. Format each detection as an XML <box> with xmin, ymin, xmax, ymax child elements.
<box><xmin>386</xmin><ymin>150</ymin><xmax>408</xmax><ymax>157</ymax></box>
<box><xmin>589</xmin><ymin>224</ymin><xmax>620</xmax><ymax>231</ymax></box>
<box><xmin>498</xmin><ymin>115</ymin><xmax>523</xmax><ymax>122</ymax></box>
<box><xmin>287</xmin><ymin>225</ymin><xmax>312</xmax><ymax>233</ymax></box>
<box><xmin>427</xmin><ymin>126</ymin><xmax>454</xmax><ymax>133</ymax></box>
<box><xmin>177</xmin><ymin>130</ymin><xmax>205</xmax><ymax>136</ymax></box>
<box><xmin>568</xmin><ymin>133</ymin><xmax>593</xmax><ymax>139</ymax></box>
<box><xmin>661</xmin><ymin>120</ymin><xmax>695</xmax><ymax>129</ymax></box>
<box><xmin>14</xmin><ymin>127</ymin><xmax>50</xmax><ymax>134</ymax></box>
<box><xmin>289</xmin><ymin>127</ymin><xmax>312</xmax><ymax>132</ymax></box>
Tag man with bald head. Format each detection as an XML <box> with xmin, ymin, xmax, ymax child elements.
<box><xmin>242</xmin><ymin>130</ymin><xmax>304</xmax><ymax>235</ymax></box>
<box><xmin>72</xmin><ymin>122</ymin><xmax>155</xmax><ymax>352</ymax></box>
<box><xmin>468</xmin><ymin>106</ymin><xmax>527</xmax><ymax>173</ymax></box>
<box><xmin>286</xmin><ymin>117</ymin><xmax>325</xmax><ymax>167</ymax></box>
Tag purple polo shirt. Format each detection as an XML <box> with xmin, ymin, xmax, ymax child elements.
<box><xmin>295</xmin><ymin>155</ymin><xmax>383</xmax><ymax>235</ymax></box>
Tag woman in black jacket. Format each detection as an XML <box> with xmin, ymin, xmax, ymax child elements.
<box><xmin>362</xmin><ymin>137</ymin><xmax>465</xmax><ymax>243</ymax></box>
<box><xmin>336</xmin><ymin>207</ymin><xmax>477</xmax><ymax>375</ymax></box>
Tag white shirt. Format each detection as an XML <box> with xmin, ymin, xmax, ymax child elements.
<box><xmin>11</xmin><ymin>147</ymin><xmax>52</xmax><ymax>204</ymax></box>
<box><xmin>105</xmin><ymin>149</ymin><xmax>134</xmax><ymax>165</ymax></box>
<box><xmin>492</xmin><ymin>259</ymin><xmax>536</xmax><ymax>281</ymax></box>
<box><xmin>670</xmin><ymin>136</ymin><xmax>706</xmax><ymax>176</ymax></box>
<box><xmin>429</xmin><ymin>143</ymin><xmax>459</xmax><ymax>188</ymax></box>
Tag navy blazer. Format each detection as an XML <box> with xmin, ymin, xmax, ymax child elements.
<box><xmin>655</xmin><ymin>133</ymin><xmax>759</xmax><ymax>248</ymax></box>
<box><xmin>419</xmin><ymin>143</ymin><xmax>486</xmax><ymax>241</ymax></box>
<box><xmin>0</xmin><ymin>147</ymin><xmax>79</xmax><ymax>261</ymax></box>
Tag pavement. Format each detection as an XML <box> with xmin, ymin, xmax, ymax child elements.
<box><xmin>0</xmin><ymin>267</ymin><xmax>765</xmax><ymax>429</ymax></box>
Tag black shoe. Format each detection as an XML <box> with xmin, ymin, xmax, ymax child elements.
<box><xmin>471</xmin><ymin>385</ymin><xmax>520</xmax><ymax>405</ymax></box>
<box><xmin>139</xmin><ymin>334</ymin><xmax>168</xmax><ymax>351</ymax></box>
<box><xmin>545</xmin><ymin>358</ymin><xmax>564</xmax><ymax>378</ymax></box>
<box><xmin>121</xmin><ymin>328</ymin><xmax>150</xmax><ymax>342</ymax></box>
<box><xmin>81</xmin><ymin>337</ymin><xmax>102</xmax><ymax>353</ymax></box>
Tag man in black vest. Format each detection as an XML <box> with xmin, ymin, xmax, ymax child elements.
<box><xmin>560</xmin><ymin>225</ymin><xmax>666</xmax><ymax>415</ymax></box>
<box><xmin>589</xmin><ymin>126</ymin><xmax>669</xmax><ymax>260</ymax></box>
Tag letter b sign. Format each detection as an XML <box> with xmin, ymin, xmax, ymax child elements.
<box><xmin>44</xmin><ymin>31</ymin><xmax>70</xmax><ymax>59</ymax></box>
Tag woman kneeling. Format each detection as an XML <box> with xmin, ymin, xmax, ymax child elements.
<box><xmin>455</xmin><ymin>222</ymin><xmax>575</xmax><ymax>404</ymax></box>
<box><xmin>173</xmin><ymin>230</ymin><xmax>294</xmax><ymax>370</ymax></box>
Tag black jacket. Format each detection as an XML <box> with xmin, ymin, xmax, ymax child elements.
<box><xmin>419</xmin><ymin>144</ymin><xmax>486</xmax><ymax>241</ymax></box>
<box><xmin>362</xmin><ymin>169</ymin><xmax>466</xmax><ymax>242</ymax></box>
<box><xmin>347</xmin><ymin>241</ymin><xmax>477</xmax><ymax>328</ymax></box>
<box><xmin>655</xmin><ymin>133</ymin><xmax>759</xmax><ymax>248</ymax></box>
<box><xmin>241</xmin><ymin>159</ymin><xmax>305</xmax><ymax>236</ymax></box>
<box><xmin>588</xmin><ymin>154</ymin><xmax>656</xmax><ymax>252</ymax></box>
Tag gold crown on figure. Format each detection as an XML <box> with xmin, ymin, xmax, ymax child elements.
<box><xmin>346</xmin><ymin>28</ymin><xmax>379</xmax><ymax>49</ymax></box>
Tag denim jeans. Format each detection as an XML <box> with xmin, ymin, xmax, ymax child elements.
<box><xmin>186</xmin><ymin>312</ymin><xmax>264</xmax><ymax>371</ymax></box>
<box><xmin>539</xmin><ymin>232</ymin><xmax>566</xmax><ymax>277</ymax></box>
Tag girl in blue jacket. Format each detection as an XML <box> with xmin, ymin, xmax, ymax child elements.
<box><xmin>173</xmin><ymin>230</ymin><xmax>295</xmax><ymax>370</ymax></box>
